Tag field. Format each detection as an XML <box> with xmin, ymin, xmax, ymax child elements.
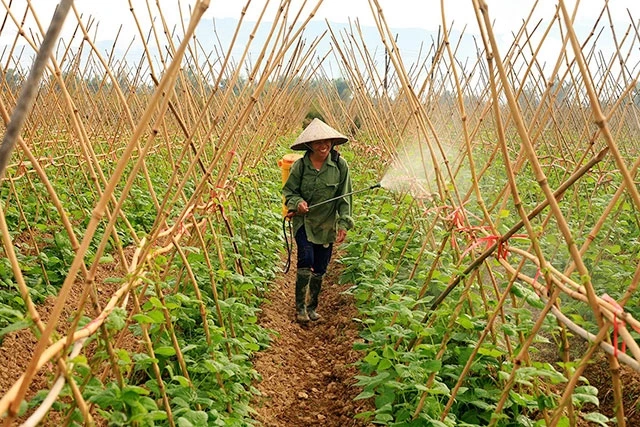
<box><xmin>1</xmin><ymin>0</ymin><xmax>640</xmax><ymax>426</ymax></box>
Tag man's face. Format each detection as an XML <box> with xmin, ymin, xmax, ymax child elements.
<box><xmin>310</xmin><ymin>140</ymin><xmax>332</xmax><ymax>156</ymax></box>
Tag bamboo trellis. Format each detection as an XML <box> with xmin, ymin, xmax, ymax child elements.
<box><xmin>318</xmin><ymin>0</ymin><xmax>640</xmax><ymax>425</ymax></box>
<box><xmin>0</xmin><ymin>0</ymin><xmax>639</xmax><ymax>425</ymax></box>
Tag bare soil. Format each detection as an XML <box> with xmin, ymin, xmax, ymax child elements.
<box><xmin>252</xmin><ymin>251</ymin><xmax>374</xmax><ymax>426</ymax></box>
<box><xmin>534</xmin><ymin>330</ymin><xmax>640</xmax><ymax>424</ymax></box>
<box><xmin>0</xmin><ymin>246</ymin><xmax>132</xmax><ymax>424</ymax></box>
<box><xmin>582</xmin><ymin>350</ymin><xmax>640</xmax><ymax>424</ymax></box>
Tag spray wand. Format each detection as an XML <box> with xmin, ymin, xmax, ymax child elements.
<box><xmin>285</xmin><ymin>182</ymin><xmax>381</xmax><ymax>218</ymax></box>
<box><xmin>307</xmin><ymin>182</ymin><xmax>381</xmax><ymax>210</ymax></box>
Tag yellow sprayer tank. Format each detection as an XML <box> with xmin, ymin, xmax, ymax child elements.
<box><xmin>278</xmin><ymin>153</ymin><xmax>302</xmax><ymax>216</ymax></box>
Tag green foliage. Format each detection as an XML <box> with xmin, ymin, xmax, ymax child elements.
<box><xmin>3</xmin><ymin>119</ymin><xmax>635</xmax><ymax>427</ymax></box>
<box><xmin>87</xmin><ymin>381</ymin><xmax>165</xmax><ymax>426</ymax></box>
<box><xmin>337</xmin><ymin>150</ymin><xmax>620</xmax><ymax>425</ymax></box>
<box><xmin>1</xmin><ymin>154</ymin><xmax>283</xmax><ymax>425</ymax></box>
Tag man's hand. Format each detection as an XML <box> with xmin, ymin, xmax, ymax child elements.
<box><xmin>297</xmin><ymin>201</ymin><xmax>309</xmax><ymax>215</ymax></box>
<box><xmin>336</xmin><ymin>228</ymin><xmax>347</xmax><ymax>244</ymax></box>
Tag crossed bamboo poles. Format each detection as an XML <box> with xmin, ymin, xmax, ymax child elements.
<box><xmin>1</xmin><ymin>0</ymin><xmax>640</xmax><ymax>425</ymax></box>
<box><xmin>0</xmin><ymin>0</ymin><xmax>335</xmax><ymax>424</ymax></box>
<box><xmin>317</xmin><ymin>0</ymin><xmax>640</xmax><ymax>424</ymax></box>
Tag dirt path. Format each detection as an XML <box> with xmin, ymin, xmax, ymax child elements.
<box><xmin>252</xmin><ymin>252</ymin><xmax>373</xmax><ymax>426</ymax></box>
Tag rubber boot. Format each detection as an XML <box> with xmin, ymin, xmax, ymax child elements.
<box><xmin>295</xmin><ymin>268</ymin><xmax>311</xmax><ymax>323</ymax></box>
<box><xmin>307</xmin><ymin>273</ymin><xmax>323</xmax><ymax>321</ymax></box>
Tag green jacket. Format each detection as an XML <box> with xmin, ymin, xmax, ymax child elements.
<box><xmin>283</xmin><ymin>151</ymin><xmax>354</xmax><ymax>245</ymax></box>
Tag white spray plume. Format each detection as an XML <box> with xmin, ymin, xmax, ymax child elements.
<box><xmin>380</xmin><ymin>138</ymin><xmax>458</xmax><ymax>200</ymax></box>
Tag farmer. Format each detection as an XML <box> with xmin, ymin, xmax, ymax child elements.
<box><xmin>283</xmin><ymin>118</ymin><xmax>354</xmax><ymax>323</ymax></box>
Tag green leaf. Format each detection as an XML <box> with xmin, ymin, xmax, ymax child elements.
<box><xmin>177</xmin><ymin>419</ymin><xmax>194</xmax><ymax>427</ymax></box>
<box><xmin>423</xmin><ymin>359</ymin><xmax>442</xmax><ymax>373</ymax></box>
<box><xmin>354</xmin><ymin>411</ymin><xmax>374</xmax><ymax>420</ymax></box>
<box><xmin>149</xmin><ymin>297</ymin><xmax>164</xmax><ymax>308</ymax></box>
<box><xmin>511</xmin><ymin>282</ymin><xmax>525</xmax><ymax>298</ymax></box>
<box><xmin>382</xmin><ymin>346</ymin><xmax>396</xmax><ymax>359</ymax></box>
<box><xmin>470</xmin><ymin>399</ymin><xmax>496</xmax><ymax>410</ymax></box>
<box><xmin>133</xmin><ymin>353</ymin><xmax>158</xmax><ymax>368</ymax></box>
<box><xmin>355</xmin><ymin>390</ymin><xmax>375</xmax><ymax>400</ymax></box>
<box><xmin>478</xmin><ymin>346</ymin><xmax>504</xmax><ymax>358</ymax></box>
<box><xmin>364</xmin><ymin>351</ymin><xmax>380</xmax><ymax>367</ymax></box>
<box><xmin>245</xmin><ymin>342</ymin><xmax>260</xmax><ymax>351</ymax></box>
<box><xmin>0</xmin><ymin>320</ymin><xmax>31</xmax><ymax>337</ymax></box>
<box><xmin>105</xmin><ymin>307</ymin><xmax>127</xmax><ymax>332</ymax></box>
<box><xmin>179</xmin><ymin>410</ymin><xmax>208</xmax><ymax>425</ymax></box>
<box><xmin>525</xmin><ymin>292</ymin><xmax>544</xmax><ymax>309</ymax></box>
<box><xmin>88</xmin><ymin>384</ymin><xmax>119</xmax><ymax>408</ymax></box>
<box><xmin>132</xmin><ymin>314</ymin><xmax>156</xmax><ymax>324</ymax></box>
<box><xmin>148</xmin><ymin>410</ymin><xmax>168</xmax><ymax>421</ymax></box>
<box><xmin>147</xmin><ymin>309</ymin><xmax>165</xmax><ymax>323</ymax></box>
<box><xmin>115</xmin><ymin>349</ymin><xmax>131</xmax><ymax>364</ymax></box>
<box><xmin>582</xmin><ymin>412</ymin><xmax>610</xmax><ymax>426</ymax></box>
<box><xmin>377</xmin><ymin>358</ymin><xmax>393</xmax><ymax>371</ymax></box>
<box><xmin>375</xmin><ymin>390</ymin><xmax>395</xmax><ymax>408</ymax></box>
<box><xmin>155</xmin><ymin>346</ymin><xmax>176</xmax><ymax>357</ymax></box>
<box><xmin>607</xmin><ymin>244</ymin><xmax>621</xmax><ymax>254</ymax></box>
<box><xmin>138</xmin><ymin>396</ymin><xmax>158</xmax><ymax>411</ymax></box>
<box><xmin>172</xmin><ymin>397</ymin><xmax>191</xmax><ymax>408</ymax></box>
<box><xmin>99</xmin><ymin>254</ymin><xmax>115</xmax><ymax>264</ymax></box>
<box><xmin>122</xmin><ymin>390</ymin><xmax>143</xmax><ymax>406</ymax></box>
<box><xmin>181</xmin><ymin>344</ymin><xmax>198</xmax><ymax>354</ymax></box>
<box><xmin>575</xmin><ymin>385</ymin><xmax>598</xmax><ymax>396</ymax></box>
<box><xmin>456</xmin><ymin>315</ymin><xmax>474</xmax><ymax>330</ymax></box>
<box><xmin>490</xmin><ymin>412</ymin><xmax>509</xmax><ymax>422</ymax></box>
<box><xmin>123</xmin><ymin>385</ymin><xmax>150</xmax><ymax>396</ymax></box>
<box><xmin>425</xmin><ymin>418</ymin><xmax>449</xmax><ymax>427</ymax></box>
<box><xmin>509</xmin><ymin>390</ymin><xmax>530</xmax><ymax>407</ymax></box>
<box><xmin>172</xmin><ymin>376</ymin><xmax>191</xmax><ymax>387</ymax></box>
<box><xmin>374</xmin><ymin>412</ymin><xmax>393</xmax><ymax>422</ymax></box>
<box><xmin>572</xmin><ymin>393</ymin><xmax>599</xmax><ymax>406</ymax></box>
<box><xmin>71</xmin><ymin>354</ymin><xmax>88</xmax><ymax>365</ymax></box>
<box><xmin>428</xmin><ymin>381</ymin><xmax>450</xmax><ymax>396</ymax></box>
<box><xmin>530</xmin><ymin>364</ymin><xmax>567</xmax><ymax>384</ymax></box>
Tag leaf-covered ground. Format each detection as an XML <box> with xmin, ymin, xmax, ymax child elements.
<box><xmin>252</xmin><ymin>251</ymin><xmax>374</xmax><ymax>426</ymax></box>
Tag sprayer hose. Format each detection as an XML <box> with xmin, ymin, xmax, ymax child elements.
<box><xmin>282</xmin><ymin>216</ymin><xmax>294</xmax><ymax>274</ymax></box>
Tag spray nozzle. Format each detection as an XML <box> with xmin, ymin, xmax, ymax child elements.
<box><xmin>369</xmin><ymin>182</ymin><xmax>382</xmax><ymax>190</ymax></box>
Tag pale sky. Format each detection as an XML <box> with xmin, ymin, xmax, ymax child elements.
<box><xmin>4</xmin><ymin>1</ymin><xmax>640</xmax><ymax>81</ymax></box>
<box><xmin>10</xmin><ymin>0</ymin><xmax>640</xmax><ymax>42</ymax></box>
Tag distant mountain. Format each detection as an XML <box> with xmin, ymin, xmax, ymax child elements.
<box><xmin>93</xmin><ymin>17</ymin><xmax>455</xmax><ymax>78</ymax></box>
<box><xmin>193</xmin><ymin>17</ymin><xmax>446</xmax><ymax>75</ymax></box>
<box><xmin>9</xmin><ymin>17</ymin><xmax>475</xmax><ymax>81</ymax></box>
<box><xmin>3</xmin><ymin>12</ymin><xmax>617</xmax><ymax>85</ymax></box>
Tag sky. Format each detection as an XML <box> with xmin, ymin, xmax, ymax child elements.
<box><xmin>9</xmin><ymin>0</ymin><xmax>640</xmax><ymax>43</ymax></box>
<box><xmin>3</xmin><ymin>1</ymin><xmax>640</xmax><ymax>82</ymax></box>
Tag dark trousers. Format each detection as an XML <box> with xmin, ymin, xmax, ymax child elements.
<box><xmin>295</xmin><ymin>226</ymin><xmax>333</xmax><ymax>275</ymax></box>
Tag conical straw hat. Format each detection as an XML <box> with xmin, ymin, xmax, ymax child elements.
<box><xmin>290</xmin><ymin>118</ymin><xmax>349</xmax><ymax>150</ymax></box>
